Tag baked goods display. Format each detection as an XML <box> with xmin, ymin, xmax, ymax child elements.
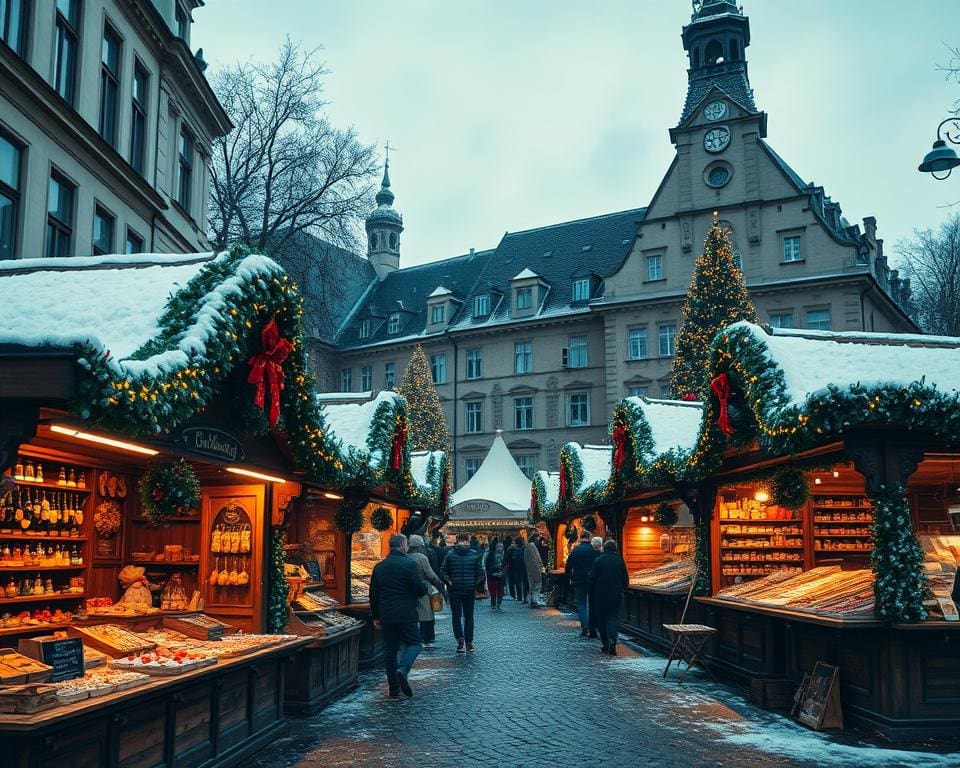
<box><xmin>294</xmin><ymin>590</ymin><xmax>340</xmax><ymax>611</ymax></box>
<box><xmin>0</xmin><ymin>649</ymin><xmax>52</xmax><ymax>683</ymax></box>
<box><xmin>812</xmin><ymin>495</ymin><xmax>874</xmax><ymax>557</ymax></box>
<box><xmin>68</xmin><ymin>624</ymin><xmax>156</xmax><ymax>656</ymax></box>
<box><xmin>110</xmin><ymin>648</ymin><xmax>217</xmax><ymax>676</ymax></box>
<box><xmin>715</xmin><ymin>566</ymin><xmax>876</xmax><ymax>617</ymax></box>
<box><xmin>629</xmin><ymin>559</ymin><xmax>695</xmax><ymax>592</ymax></box>
<box><xmin>718</xmin><ymin>493</ymin><xmax>805</xmax><ymax>584</ymax></box>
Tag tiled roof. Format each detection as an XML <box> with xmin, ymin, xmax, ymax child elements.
<box><xmin>679</xmin><ymin>63</ymin><xmax>757</xmax><ymax>124</ymax></box>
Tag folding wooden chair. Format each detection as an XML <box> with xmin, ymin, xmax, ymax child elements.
<box><xmin>662</xmin><ymin>565</ymin><xmax>716</xmax><ymax>684</ymax></box>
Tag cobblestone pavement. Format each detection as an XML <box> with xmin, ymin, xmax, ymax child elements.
<box><xmin>242</xmin><ymin>598</ymin><xmax>960</xmax><ymax>768</ymax></box>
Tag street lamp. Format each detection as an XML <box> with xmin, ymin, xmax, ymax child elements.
<box><xmin>918</xmin><ymin>118</ymin><xmax>960</xmax><ymax>180</ymax></box>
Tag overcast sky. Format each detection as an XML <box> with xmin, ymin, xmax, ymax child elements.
<box><xmin>194</xmin><ymin>1</ymin><xmax>959</xmax><ymax>269</ymax></box>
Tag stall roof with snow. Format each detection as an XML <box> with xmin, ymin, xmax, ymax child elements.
<box><xmin>448</xmin><ymin>431</ymin><xmax>532</xmax><ymax>525</ymax></box>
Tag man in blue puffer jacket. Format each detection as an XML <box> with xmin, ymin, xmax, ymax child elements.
<box><xmin>441</xmin><ymin>532</ymin><xmax>485</xmax><ymax>653</ymax></box>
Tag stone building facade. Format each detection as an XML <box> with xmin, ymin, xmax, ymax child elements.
<box><xmin>318</xmin><ymin>1</ymin><xmax>917</xmax><ymax>487</ymax></box>
<box><xmin>0</xmin><ymin>0</ymin><xmax>230</xmax><ymax>261</ymax></box>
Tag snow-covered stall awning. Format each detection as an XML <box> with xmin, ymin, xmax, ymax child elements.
<box><xmin>320</xmin><ymin>391</ymin><xmax>400</xmax><ymax>472</ymax></box>
<box><xmin>449</xmin><ymin>431</ymin><xmax>531</xmax><ymax>524</ymax></box>
<box><xmin>531</xmin><ymin>470</ymin><xmax>560</xmax><ymax>521</ymax></box>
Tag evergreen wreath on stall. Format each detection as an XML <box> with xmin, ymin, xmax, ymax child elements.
<box><xmin>335</xmin><ymin>496</ymin><xmax>366</xmax><ymax>534</ymax></box>
<box><xmin>564</xmin><ymin>524</ymin><xmax>579</xmax><ymax>543</ymax></box>
<box><xmin>655</xmin><ymin>502</ymin><xmax>679</xmax><ymax>528</ymax></box>
<box><xmin>370</xmin><ymin>506</ymin><xmax>394</xmax><ymax>532</ymax></box>
<box><xmin>769</xmin><ymin>466</ymin><xmax>809</xmax><ymax>510</ymax></box>
<box><xmin>138</xmin><ymin>456</ymin><xmax>201</xmax><ymax>524</ymax></box>
<box><xmin>581</xmin><ymin>515</ymin><xmax>597</xmax><ymax>532</ymax></box>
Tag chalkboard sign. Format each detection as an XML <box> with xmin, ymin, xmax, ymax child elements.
<box><xmin>19</xmin><ymin>637</ymin><xmax>84</xmax><ymax>682</ymax></box>
<box><xmin>794</xmin><ymin>661</ymin><xmax>843</xmax><ymax>731</ymax></box>
<box><xmin>304</xmin><ymin>559</ymin><xmax>322</xmax><ymax>582</ymax></box>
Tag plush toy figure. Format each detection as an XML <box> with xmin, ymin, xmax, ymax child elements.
<box><xmin>118</xmin><ymin>565</ymin><xmax>154</xmax><ymax>607</ymax></box>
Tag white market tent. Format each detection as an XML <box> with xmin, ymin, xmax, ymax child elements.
<box><xmin>448</xmin><ymin>430</ymin><xmax>531</xmax><ymax>528</ymax></box>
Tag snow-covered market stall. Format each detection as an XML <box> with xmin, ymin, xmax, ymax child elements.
<box><xmin>0</xmin><ymin>250</ymin><xmax>448</xmax><ymax>760</ymax></box>
<box><xmin>536</xmin><ymin>322</ymin><xmax>960</xmax><ymax>739</ymax></box>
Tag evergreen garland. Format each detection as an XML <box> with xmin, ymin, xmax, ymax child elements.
<box><xmin>398</xmin><ymin>345</ymin><xmax>450</xmax><ymax>451</ymax></box>
<box><xmin>769</xmin><ymin>466</ymin><xmax>809</xmax><ymax>510</ymax></box>
<box><xmin>335</xmin><ymin>497</ymin><xmax>366</xmax><ymax>534</ymax></box>
<box><xmin>267</xmin><ymin>526</ymin><xmax>289</xmax><ymax>633</ymax></box>
<box><xmin>693</xmin><ymin>518</ymin><xmax>711</xmax><ymax>596</ymax></box>
<box><xmin>581</xmin><ymin>514</ymin><xmax>597</xmax><ymax>532</ymax></box>
<box><xmin>655</xmin><ymin>502</ymin><xmax>679</xmax><ymax>528</ymax></box>
<box><xmin>138</xmin><ymin>456</ymin><xmax>201</xmax><ymax>524</ymax></box>
<box><xmin>870</xmin><ymin>485</ymin><xmax>928</xmax><ymax>622</ymax></box>
<box><xmin>370</xmin><ymin>506</ymin><xmax>394</xmax><ymax>532</ymax></box>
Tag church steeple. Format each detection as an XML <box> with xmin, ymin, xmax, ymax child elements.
<box><xmin>365</xmin><ymin>157</ymin><xmax>403</xmax><ymax>280</ymax></box>
<box><xmin>678</xmin><ymin>1</ymin><xmax>757</xmax><ymax>128</ymax></box>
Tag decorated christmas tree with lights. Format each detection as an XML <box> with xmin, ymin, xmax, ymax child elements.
<box><xmin>671</xmin><ymin>219</ymin><xmax>758</xmax><ymax>401</ymax></box>
<box><xmin>399</xmin><ymin>345</ymin><xmax>450</xmax><ymax>451</ymax></box>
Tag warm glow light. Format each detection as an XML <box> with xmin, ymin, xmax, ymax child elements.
<box><xmin>640</xmin><ymin>515</ymin><xmax>650</xmax><ymax>523</ymax></box>
<box><xmin>322</xmin><ymin>491</ymin><xmax>343</xmax><ymax>500</ymax></box>
<box><xmin>50</xmin><ymin>425</ymin><xmax>159</xmax><ymax>456</ymax></box>
<box><xmin>754</xmin><ymin>489</ymin><xmax>769</xmax><ymax>502</ymax></box>
<box><xmin>225</xmin><ymin>467</ymin><xmax>287</xmax><ymax>484</ymax></box>
<box><xmin>832</xmin><ymin>470</ymin><xmax>840</xmax><ymax>478</ymax></box>
<box><xmin>814</xmin><ymin>477</ymin><xmax>822</xmax><ymax>485</ymax></box>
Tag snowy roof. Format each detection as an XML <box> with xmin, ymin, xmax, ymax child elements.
<box><xmin>513</xmin><ymin>268</ymin><xmax>540</xmax><ymax>280</ymax></box>
<box><xmin>320</xmin><ymin>391</ymin><xmax>399</xmax><ymax>463</ymax></box>
<box><xmin>315</xmin><ymin>391</ymin><xmax>373</xmax><ymax>403</ymax></box>
<box><xmin>428</xmin><ymin>286</ymin><xmax>453</xmax><ymax>298</ymax></box>
<box><xmin>570</xmin><ymin>444</ymin><xmax>612</xmax><ymax>493</ymax></box>
<box><xmin>410</xmin><ymin>450</ymin><xmax>444</xmax><ymax>489</ymax></box>
<box><xmin>450</xmin><ymin>432</ymin><xmax>531</xmax><ymax>513</ymax></box>
<box><xmin>627</xmin><ymin>397</ymin><xmax>705</xmax><ymax>458</ymax></box>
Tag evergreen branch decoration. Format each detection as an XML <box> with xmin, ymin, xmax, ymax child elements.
<box><xmin>870</xmin><ymin>485</ymin><xmax>927</xmax><ymax>622</ymax></box>
<box><xmin>335</xmin><ymin>496</ymin><xmax>366</xmax><ymax>534</ymax></box>
<box><xmin>138</xmin><ymin>456</ymin><xmax>201</xmax><ymax>525</ymax></box>
<box><xmin>370</xmin><ymin>506</ymin><xmax>394</xmax><ymax>532</ymax></box>
<box><xmin>769</xmin><ymin>466</ymin><xmax>809</xmax><ymax>510</ymax></box>
<box><xmin>655</xmin><ymin>502</ymin><xmax>679</xmax><ymax>528</ymax></box>
<box><xmin>398</xmin><ymin>345</ymin><xmax>450</xmax><ymax>452</ymax></box>
<box><xmin>267</xmin><ymin>527</ymin><xmax>289</xmax><ymax>633</ymax></box>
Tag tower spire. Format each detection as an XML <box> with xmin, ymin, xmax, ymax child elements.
<box><xmin>365</xmin><ymin>149</ymin><xmax>403</xmax><ymax>280</ymax></box>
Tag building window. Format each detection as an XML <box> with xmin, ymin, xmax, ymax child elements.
<box><xmin>0</xmin><ymin>132</ymin><xmax>22</xmax><ymax>261</ymax></box>
<box><xmin>473</xmin><ymin>294</ymin><xmax>490</xmax><ymax>317</ymax></box>
<box><xmin>45</xmin><ymin>170</ymin><xmax>74</xmax><ymax>259</ymax></box>
<box><xmin>340</xmin><ymin>368</ymin><xmax>352</xmax><ymax>391</ymax></box>
<box><xmin>466</xmin><ymin>348</ymin><xmax>482</xmax><ymax>380</ymax></box>
<box><xmin>806</xmin><ymin>309</ymin><xmax>831</xmax><ymax>331</ymax></box>
<box><xmin>359</xmin><ymin>319</ymin><xmax>371</xmax><ymax>339</ymax></box>
<box><xmin>54</xmin><ymin>0</ymin><xmax>81</xmax><ymax>105</ymax></box>
<box><xmin>769</xmin><ymin>312</ymin><xmax>793</xmax><ymax>329</ymax></box>
<box><xmin>628</xmin><ymin>327</ymin><xmax>647</xmax><ymax>360</ymax></box>
<box><xmin>782</xmin><ymin>235</ymin><xmax>802</xmax><ymax>262</ymax></box>
<box><xmin>567</xmin><ymin>393</ymin><xmax>590</xmax><ymax>427</ymax></box>
<box><xmin>430</xmin><ymin>353</ymin><xmax>446</xmax><ymax>385</ymax></box>
<box><xmin>430</xmin><ymin>304</ymin><xmax>444</xmax><ymax>324</ymax></box>
<box><xmin>515</xmin><ymin>454</ymin><xmax>536</xmax><ymax>480</ymax></box>
<box><xmin>177</xmin><ymin>125</ymin><xmax>194</xmax><ymax>212</ymax></box>
<box><xmin>360</xmin><ymin>366</ymin><xmax>372</xmax><ymax>391</ymax></box>
<box><xmin>646</xmin><ymin>254</ymin><xmax>663</xmax><ymax>281</ymax></box>
<box><xmin>465</xmin><ymin>402</ymin><xmax>482</xmax><ymax>434</ymax></box>
<box><xmin>92</xmin><ymin>205</ymin><xmax>114</xmax><ymax>255</ymax></box>
<box><xmin>174</xmin><ymin>2</ymin><xmax>188</xmax><ymax>40</ymax></box>
<box><xmin>464</xmin><ymin>457</ymin><xmax>482</xmax><ymax>480</ymax></box>
<box><xmin>516</xmin><ymin>286</ymin><xmax>532</xmax><ymax>310</ymax></box>
<box><xmin>567</xmin><ymin>335</ymin><xmax>588</xmax><ymax>368</ymax></box>
<box><xmin>125</xmin><ymin>228</ymin><xmax>144</xmax><ymax>254</ymax></box>
<box><xmin>384</xmin><ymin>362</ymin><xmax>395</xmax><ymax>389</ymax></box>
<box><xmin>628</xmin><ymin>386</ymin><xmax>648</xmax><ymax>398</ymax></box>
<box><xmin>514</xmin><ymin>341</ymin><xmax>532</xmax><ymax>375</ymax></box>
<box><xmin>658</xmin><ymin>324</ymin><xmax>676</xmax><ymax>357</ymax></box>
<box><xmin>387</xmin><ymin>312</ymin><xmax>400</xmax><ymax>334</ymax></box>
<box><xmin>514</xmin><ymin>397</ymin><xmax>533</xmax><ymax>430</ymax></box>
<box><xmin>130</xmin><ymin>62</ymin><xmax>149</xmax><ymax>175</ymax></box>
<box><xmin>572</xmin><ymin>278</ymin><xmax>591</xmax><ymax>302</ymax></box>
<box><xmin>0</xmin><ymin>0</ymin><xmax>29</xmax><ymax>56</ymax></box>
<box><xmin>369</xmin><ymin>232</ymin><xmax>378</xmax><ymax>250</ymax></box>
<box><xmin>99</xmin><ymin>23</ymin><xmax>121</xmax><ymax>147</ymax></box>
<box><xmin>389</xmin><ymin>232</ymin><xmax>397</xmax><ymax>250</ymax></box>
<box><xmin>660</xmin><ymin>385</ymin><xmax>672</xmax><ymax>398</ymax></box>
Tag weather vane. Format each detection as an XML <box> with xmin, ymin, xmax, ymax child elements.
<box><xmin>385</xmin><ymin>140</ymin><xmax>398</xmax><ymax>165</ymax></box>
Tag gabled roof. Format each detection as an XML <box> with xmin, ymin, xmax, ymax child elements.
<box><xmin>679</xmin><ymin>66</ymin><xmax>757</xmax><ymax>124</ymax></box>
<box><xmin>449</xmin><ymin>432</ymin><xmax>531</xmax><ymax>515</ymax></box>
<box><xmin>625</xmin><ymin>397</ymin><xmax>705</xmax><ymax>459</ymax></box>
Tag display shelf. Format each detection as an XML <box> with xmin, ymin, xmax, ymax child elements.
<box><xmin>0</xmin><ymin>534</ymin><xmax>87</xmax><ymax>541</ymax></box>
<box><xmin>2</xmin><ymin>480</ymin><xmax>91</xmax><ymax>494</ymax></box>
<box><xmin>130</xmin><ymin>560</ymin><xmax>200</xmax><ymax>568</ymax></box>
<box><xmin>0</xmin><ymin>592</ymin><xmax>84</xmax><ymax>605</ymax></box>
<box><xmin>0</xmin><ymin>565</ymin><xmax>85</xmax><ymax>571</ymax></box>
<box><xmin>720</xmin><ymin>545</ymin><xmax>805</xmax><ymax>550</ymax></box>
<box><xmin>132</xmin><ymin>516</ymin><xmax>201</xmax><ymax>524</ymax></box>
<box><xmin>719</xmin><ymin>518</ymin><xmax>803</xmax><ymax>524</ymax></box>
<box><xmin>812</xmin><ymin>494</ymin><xmax>873</xmax><ymax>559</ymax></box>
<box><xmin>813</xmin><ymin>533</ymin><xmax>872</xmax><ymax>538</ymax></box>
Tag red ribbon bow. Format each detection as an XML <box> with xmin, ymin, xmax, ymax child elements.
<box><xmin>559</xmin><ymin>467</ymin><xmax>568</xmax><ymax>499</ymax></box>
<box><xmin>247</xmin><ymin>319</ymin><xmax>293</xmax><ymax>430</ymax></box>
<box><xmin>612</xmin><ymin>424</ymin><xmax>628</xmax><ymax>472</ymax></box>
<box><xmin>390</xmin><ymin>420</ymin><xmax>407</xmax><ymax>471</ymax></box>
<box><xmin>710</xmin><ymin>373</ymin><xmax>734</xmax><ymax>436</ymax></box>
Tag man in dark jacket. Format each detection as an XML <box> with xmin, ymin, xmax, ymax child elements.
<box><xmin>565</xmin><ymin>529</ymin><xmax>601</xmax><ymax>637</ymax></box>
<box><xmin>370</xmin><ymin>534</ymin><xmax>428</xmax><ymax>696</ymax></box>
<box><xmin>588</xmin><ymin>539</ymin><xmax>629</xmax><ymax>655</ymax></box>
<box><xmin>509</xmin><ymin>536</ymin><xmax>528</xmax><ymax>602</ymax></box>
<box><xmin>440</xmin><ymin>531</ymin><xmax>484</xmax><ymax>653</ymax></box>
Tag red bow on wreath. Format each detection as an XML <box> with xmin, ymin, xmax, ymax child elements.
<box><xmin>247</xmin><ymin>318</ymin><xmax>294</xmax><ymax>430</ymax></box>
<box><xmin>390</xmin><ymin>419</ymin><xmax>407</xmax><ymax>471</ymax></box>
<box><xmin>710</xmin><ymin>373</ymin><xmax>734</xmax><ymax>436</ymax></box>
<box><xmin>440</xmin><ymin>475</ymin><xmax>450</xmax><ymax>509</ymax></box>
<box><xmin>559</xmin><ymin>467</ymin><xmax>568</xmax><ymax>499</ymax></box>
<box><xmin>612</xmin><ymin>423</ymin><xmax>628</xmax><ymax>472</ymax></box>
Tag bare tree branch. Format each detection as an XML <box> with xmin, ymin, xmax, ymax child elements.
<box><xmin>897</xmin><ymin>213</ymin><xmax>960</xmax><ymax>335</ymax></box>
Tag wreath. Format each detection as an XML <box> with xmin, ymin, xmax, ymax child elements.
<box><xmin>335</xmin><ymin>496</ymin><xmax>366</xmax><ymax>534</ymax></box>
<box><xmin>655</xmin><ymin>502</ymin><xmax>679</xmax><ymax>528</ymax></box>
<box><xmin>770</xmin><ymin>466</ymin><xmax>809</xmax><ymax>510</ymax></box>
<box><xmin>564</xmin><ymin>524</ymin><xmax>579</xmax><ymax>543</ymax></box>
<box><xmin>370</xmin><ymin>506</ymin><xmax>394</xmax><ymax>532</ymax></box>
<box><xmin>138</xmin><ymin>456</ymin><xmax>201</xmax><ymax>525</ymax></box>
<box><xmin>581</xmin><ymin>515</ymin><xmax>597</xmax><ymax>532</ymax></box>
<box><xmin>94</xmin><ymin>501</ymin><xmax>122</xmax><ymax>537</ymax></box>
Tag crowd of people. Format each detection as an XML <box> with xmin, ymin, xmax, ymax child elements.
<box><xmin>369</xmin><ymin>528</ymin><xmax>629</xmax><ymax>698</ymax></box>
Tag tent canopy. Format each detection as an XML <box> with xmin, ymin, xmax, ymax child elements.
<box><xmin>449</xmin><ymin>431</ymin><xmax>531</xmax><ymax>522</ymax></box>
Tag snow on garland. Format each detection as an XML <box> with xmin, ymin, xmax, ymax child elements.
<box><xmin>870</xmin><ymin>485</ymin><xmax>927</xmax><ymax>622</ymax></box>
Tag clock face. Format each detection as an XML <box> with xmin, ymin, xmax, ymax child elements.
<box><xmin>704</xmin><ymin>100</ymin><xmax>727</xmax><ymax>121</ymax></box>
<box><xmin>704</xmin><ymin>126</ymin><xmax>730</xmax><ymax>153</ymax></box>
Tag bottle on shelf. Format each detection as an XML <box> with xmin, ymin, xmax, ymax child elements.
<box><xmin>36</xmin><ymin>464</ymin><xmax>44</xmax><ymax>484</ymax></box>
<box><xmin>57</xmin><ymin>467</ymin><xmax>67</xmax><ymax>486</ymax></box>
<box><xmin>67</xmin><ymin>468</ymin><xmax>76</xmax><ymax>488</ymax></box>
<box><xmin>24</xmin><ymin>460</ymin><xmax>34</xmax><ymax>482</ymax></box>
<box><xmin>14</xmin><ymin>457</ymin><xmax>24</xmax><ymax>481</ymax></box>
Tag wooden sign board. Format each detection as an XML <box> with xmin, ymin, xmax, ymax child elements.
<box><xmin>304</xmin><ymin>559</ymin><xmax>322</xmax><ymax>582</ymax></box>
<box><xmin>794</xmin><ymin>661</ymin><xmax>843</xmax><ymax>731</ymax></box>
<box><xmin>18</xmin><ymin>636</ymin><xmax>84</xmax><ymax>682</ymax></box>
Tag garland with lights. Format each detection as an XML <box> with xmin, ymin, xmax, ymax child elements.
<box><xmin>370</xmin><ymin>506</ymin><xmax>394</xmax><ymax>532</ymax></box>
<box><xmin>693</xmin><ymin>517</ymin><xmax>711</xmax><ymax>596</ymax></box>
<box><xmin>769</xmin><ymin>466</ymin><xmax>809</xmax><ymax>510</ymax></box>
<box><xmin>267</xmin><ymin>526</ymin><xmax>289</xmax><ymax>633</ymax></box>
<box><xmin>655</xmin><ymin>502</ymin><xmax>678</xmax><ymax>528</ymax></box>
<box><xmin>138</xmin><ymin>456</ymin><xmax>201</xmax><ymax>525</ymax></box>
<box><xmin>870</xmin><ymin>485</ymin><xmax>928</xmax><ymax>622</ymax></box>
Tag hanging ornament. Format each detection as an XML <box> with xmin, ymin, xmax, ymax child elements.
<box><xmin>247</xmin><ymin>318</ymin><xmax>293</xmax><ymax>430</ymax></box>
<box><xmin>710</xmin><ymin>373</ymin><xmax>734</xmax><ymax>436</ymax></box>
<box><xmin>612</xmin><ymin>423</ymin><xmax>628</xmax><ymax>472</ymax></box>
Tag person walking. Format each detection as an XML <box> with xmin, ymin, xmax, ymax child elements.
<box><xmin>510</xmin><ymin>536</ymin><xmax>529</xmax><ymax>603</ymax></box>
<box><xmin>485</xmin><ymin>538</ymin><xmax>507</xmax><ymax>610</ymax></box>
<box><xmin>565</xmin><ymin>529</ymin><xmax>601</xmax><ymax>637</ymax></box>
<box><xmin>369</xmin><ymin>534</ymin><xmax>428</xmax><ymax>697</ymax></box>
<box><xmin>589</xmin><ymin>536</ymin><xmax>604</xmax><ymax>636</ymax></box>
<box><xmin>588</xmin><ymin>539</ymin><xmax>629</xmax><ymax>655</ymax></box>
<box><xmin>441</xmin><ymin>531</ymin><xmax>485</xmax><ymax>653</ymax></box>
<box><xmin>407</xmin><ymin>535</ymin><xmax>444</xmax><ymax>647</ymax></box>
<box><xmin>432</xmin><ymin>533</ymin><xmax>449</xmax><ymax>600</ymax></box>
<box><xmin>524</xmin><ymin>533</ymin><xmax>545</xmax><ymax>607</ymax></box>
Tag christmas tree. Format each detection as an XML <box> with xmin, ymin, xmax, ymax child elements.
<box><xmin>399</xmin><ymin>345</ymin><xmax>450</xmax><ymax>451</ymax></box>
<box><xmin>671</xmin><ymin>220</ymin><xmax>758</xmax><ymax>401</ymax></box>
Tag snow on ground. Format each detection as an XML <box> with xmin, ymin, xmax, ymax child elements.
<box><xmin>628</xmin><ymin>397</ymin><xmax>704</xmax><ymax>457</ymax></box>
<box><xmin>320</xmin><ymin>391</ymin><xmax>398</xmax><ymax>458</ymax></box>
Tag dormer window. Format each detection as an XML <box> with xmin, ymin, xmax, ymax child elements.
<box><xmin>388</xmin><ymin>313</ymin><xmax>401</xmax><ymax>334</ymax></box>
<box><xmin>369</xmin><ymin>232</ymin><xmax>378</xmax><ymax>250</ymax></box>
<box><xmin>474</xmin><ymin>294</ymin><xmax>490</xmax><ymax>318</ymax></box>
<box><xmin>430</xmin><ymin>304</ymin><xmax>445</xmax><ymax>324</ymax></box>
<box><xmin>572</xmin><ymin>278</ymin><xmax>591</xmax><ymax>302</ymax></box>
<box><xmin>389</xmin><ymin>233</ymin><xmax>398</xmax><ymax>249</ymax></box>
<box><xmin>516</xmin><ymin>287</ymin><xmax>532</xmax><ymax>310</ymax></box>
<box><xmin>359</xmin><ymin>319</ymin><xmax>371</xmax><ymax>339</ymax></box>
